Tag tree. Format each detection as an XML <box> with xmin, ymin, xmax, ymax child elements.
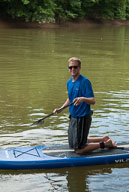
<box><xmin>0</xmin><ymin>0</ymin><xmax>129</xmax><ymax>22</ymax></box>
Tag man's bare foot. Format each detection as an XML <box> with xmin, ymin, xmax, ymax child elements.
<box><xmin>102</xmin><ymin>136</ymin><xmax>110</xmax><ymax>142</ymax></box>
<box><xmin>104</xmin><ymin>139</ymin><xmax>117</xmax><ymax>148</ymax></box>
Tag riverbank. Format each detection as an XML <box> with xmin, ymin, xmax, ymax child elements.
<box><xmin>1</xmin><ymin>18</ymin><xmax>129</xmax><ymax>29</ymax></box>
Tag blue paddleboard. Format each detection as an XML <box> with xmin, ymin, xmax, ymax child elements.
<box><xmin>0</xmin><ymin>144</ymin><xmax>129</xmax><ymax>170</ymax></box>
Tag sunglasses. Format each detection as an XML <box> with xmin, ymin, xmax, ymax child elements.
<box><xmin>68</xmin><ymin>65</ymin><xmax>79</xmax><ymax>70</ymax></box>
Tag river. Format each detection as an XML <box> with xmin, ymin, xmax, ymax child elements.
<box><xmin>0</xmin><ymin>23</ymin><xmax>129</xmax><ymax>192</ymax></box>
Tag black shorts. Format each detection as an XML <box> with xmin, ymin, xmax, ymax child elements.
<box><xmin>68</xmin><ymin>112</ymin><xmax>93</xmax><ymax>149</ymax></box>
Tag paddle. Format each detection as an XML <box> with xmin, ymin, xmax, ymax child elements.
<box><xmin>31</xmin><ymin>102</ymin><xmax>74</xmax><ymax>126</ymax></box>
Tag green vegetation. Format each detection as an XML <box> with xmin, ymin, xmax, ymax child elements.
<box><xmin>0</xmin><ymin>0</ymin><xmax>129</xmax><ymax>23</ymax></box>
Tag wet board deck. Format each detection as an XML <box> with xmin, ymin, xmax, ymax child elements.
<box><xmin>0</xmin><ymin>144</ymin><xmax>129</xmax><ymax>170</ymax></box>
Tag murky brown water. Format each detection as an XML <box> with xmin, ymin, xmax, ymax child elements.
<box><xmin>0</xmin><ymin>24</ymin><xmax>129</xmax><ymax>192</ymax></box>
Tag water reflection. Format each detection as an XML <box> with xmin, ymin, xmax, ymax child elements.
<box><xmin>1</xmin><ymin>164</ymin><xmax>129</xmax><ymax>192</ymax></box>
<box><xmin>0</xmin><ymin>25</ymin><xmax>129</xmax><ymax>192</ymax></box>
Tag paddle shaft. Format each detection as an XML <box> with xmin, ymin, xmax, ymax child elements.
<box><xmin>31</xmin><ymin>101</ymin><xmax>74</xmax><ymax>126</ymax></box>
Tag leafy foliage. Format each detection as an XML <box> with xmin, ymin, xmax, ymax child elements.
<box><xmin>0</xmin><ymin>0</ymin><xmax>129</xmax><ymax>22</ymax></box>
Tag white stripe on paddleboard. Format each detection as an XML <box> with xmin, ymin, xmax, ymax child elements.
<box><xmin>5</xmin><ymin>150</ymin><xmax>10</xmax><ymax>159</ymax></box>
<box><xmin>43</xmin><ymin>144</ymin><xmax>129</xmax><ymax>153</ymax></box>
<box><xmin>117</xmin><ymin>144</ymin><xmax>129</xmax><ymax>148</ymax></box>
<box><xmin>43</xmin><ymin>149</ymin><xmax>75</xmax><ymax>153</ymax></box>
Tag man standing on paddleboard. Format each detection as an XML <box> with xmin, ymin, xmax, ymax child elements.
<box><xmin>54</xmin><ymin>57</ymin><xmax>116</xmax><ymax>154</ymax></box>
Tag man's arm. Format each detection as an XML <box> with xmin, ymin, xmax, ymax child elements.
<box><xmin>53</xmin><ymin>98</ymin><xmax>70</xmax><ymax>113</ymax></box>
<box><xmin>73</xmin><ymin>97</ymin><xmax>95</xmax><ymax>106</ymax></box>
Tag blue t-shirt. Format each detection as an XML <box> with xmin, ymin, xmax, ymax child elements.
<box><xmin>67</xmin><ymin>74</ymin><xmax>94</xmax><ymax>118</ymax></box>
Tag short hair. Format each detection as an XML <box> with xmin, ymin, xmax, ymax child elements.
<box><xmin>68</xmin><ymin>57</ymin><xmax>81</xmax><ymax>67</ymax></box>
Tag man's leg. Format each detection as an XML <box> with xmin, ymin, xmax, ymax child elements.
<box><xmin>76</xmin><ymin>138</ymin><xmax>116</xmax><ymax>154</ymax></box>
<box><xmin>88</xmin><ymin>135</ymin><xmax>110</xmax><ymax>143</ymax></box>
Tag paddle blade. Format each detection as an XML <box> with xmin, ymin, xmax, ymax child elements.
<box><xmin>31</xmin><ymin>119</ymin><xmax>44</xmax><ymax>127</ymax></box>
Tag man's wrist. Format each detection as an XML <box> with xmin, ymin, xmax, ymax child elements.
<box><xmin>81</xmin><ymin>97</ymin><xmax>86</xmax><ymax>103</ymax></box>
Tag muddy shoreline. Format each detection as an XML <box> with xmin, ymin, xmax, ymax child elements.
<box><xmin>1</xmin><ymin>18</ymin><xmax>129</xmax><ymax>29</ymax></box>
